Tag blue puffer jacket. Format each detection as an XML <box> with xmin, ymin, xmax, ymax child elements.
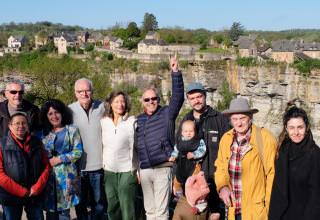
<box><xmin>136</xmin><ymin>72</ymin><xmax>184</xmax><ymax>169</ymax></box>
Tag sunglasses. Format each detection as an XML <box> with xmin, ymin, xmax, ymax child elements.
<box><xmin>7</xmin><ymin>90</ymin><xmax>24</xmax><ymax>95</ymax></box>
<box><xmin>143</xmin><ymin>97</ymin><xmax>159</xmax><ymax>102</ymax></box>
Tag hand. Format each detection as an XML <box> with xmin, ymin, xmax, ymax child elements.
<box><xmin>169</xmin><ymin>53</ymin><xmax>179</xmax><ymax>72</ymax></box>
<box><xmin>174</xmin><ymin>189</ymin><xmax>183</xmax><ymax>198</ymax></box>
<box><xmin>29</xmin><ymin>188</ymin><xmax>36</xmax><ymax>197</ymax></box>
<box><xmin>49</xmin><ymin>156</ymin><xmax>62</xmax><ymax>167</ymax></box>
<box><xmin>168</xmin><ymin>156</ymin><xmax>176</xmax><ymax>162</ymax></box>
<box><xmin>187</xmin><ymin>152</ymin><xmax>194</xmax><ymax>159</ymax></box>
<box><xmin>136</xmin><ymin>171</ymin><xmax>141</xmax><ymax>184</ymax></box>
<box><xmin>209</xmin><ymin>213</ymin><xmax>220</xmax><ymax>220</ymax></box>
<box><xmin>219</xmin><ymin>186</ymin><xmax>234</xmax><ymax>207</ymax></box>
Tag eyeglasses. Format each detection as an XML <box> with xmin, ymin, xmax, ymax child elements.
<box><xmin>11</xmin><ymin>121</ymin><xmax>28</xmax><ymax>127</ymax></box>
<box><xmin>143</xmin><ymin>97</ymin><xmax>159</xmax><ymax>102</ymax></box>
<box><xmin>7</xmin><ymin>90</ymin><xmax>24</xmax><ymax>95</ymax></box>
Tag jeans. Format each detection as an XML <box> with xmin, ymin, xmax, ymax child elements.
<box><xmin>75</xmin><ymin>169</ymin><xmax>105</xmax><ymax>220</ymax></box>
<box><xmin>46</xmin><ymin>210</ymin><xmax>70</xmax><ymax>220</ymax></box>
<box><xmin>3</xmin><ymin>204</ymin><xmax>43</xmax><ymax>220</ymax></box>
<box><xmin>235</xmin><ymin>214</ymin><xmax>242</xmax><ymax>220</ymax></box>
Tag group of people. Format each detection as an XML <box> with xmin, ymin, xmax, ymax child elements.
<box><xmin>0</xmin><ymin>55</ymin><xmax>319</xmax><ymax>220</ymax></box>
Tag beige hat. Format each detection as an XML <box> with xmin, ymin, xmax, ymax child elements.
<box><xmin>222</xmin><ymin>97</ymin><xmax>258</xmax><ymax>115</ymax></box>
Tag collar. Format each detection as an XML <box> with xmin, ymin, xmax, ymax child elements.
<box><xmin>233</xmin><ymin>127</ymin><xmax>251</xmax><ymax>144</ymax></box>
<box><xmin>10</xmin><ymin>131</ymin><xmax>31</xmax><ymax>153</ymax></box>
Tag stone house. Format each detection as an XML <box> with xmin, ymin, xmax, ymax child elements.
<box><xmin>271</xmin><ymin>40</ymin><xmax>302</xmax><ymax>63</ymax></box>
<box><xmin>234</xmin><ymin>35</ymin><xmax>257</xmax><ymax>58</ymax></box>
<box><xmin>7</xmin><ymin>36</ymin><xmax>27</xmax><ymax>48</ymax></box>
<box><xmin>138</xmin><ymin>31</ymin><xmax>200</xmax><ymax>55</ymax></box>
<box><xmin>103</xmin><ymin>36</ymin><xmax>123</xmax><ymax>50</ymax></box>
<box><xmin>87</xmin><ymin>32</ymin><xmax>104</xmax><ymax>45</ymax></box>
<box><xmin>138</xmin><ymin>38</ymin><xmax>167</xmax><ymax>54</ymax></box>
<box><xmin>56</xmin><ymin>34</ymin><xmax>77</xmax><ymax>54</ymax></box>
<box><xmin>5</xmin><ymin>36</ymin><xmax>27</xmax><ymax>53</ymax></box>
<box><xmin>109</xmin><ymin>37</ymin><xmax>123</xmax><ymax>50</ymax></box>
<box><xmin>302</xmin><ymin>42</ymin><xmax>320</xmax><ymax>59</ymax></box>
<box><xmin>77</xmin><ymin>31</ymin><xmax>90</xmax><ymax>44</ymax></box>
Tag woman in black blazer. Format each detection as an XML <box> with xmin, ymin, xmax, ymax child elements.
<box><xmin>269</xmin><ymin>104</ymin><xmax>320</xmax><ymax>220</ymax></box>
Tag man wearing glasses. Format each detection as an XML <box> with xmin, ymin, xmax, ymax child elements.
<box><xmin>0</xmin><ymin>80</ymin><xmax>40</xmax><ymax>138</ymax></box>
<box><xmin>135</xmin><ymin>55</ymin><xmax>184</xmax><ymax>220</ymax></box>
<box><xmin>69</xmin><ymin>78</ymin><xmax>105</xmax><ymax>220</ymax></box>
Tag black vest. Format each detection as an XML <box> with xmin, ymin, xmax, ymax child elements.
<box><xmin>0</xmin><ymin>134</ymin><xmax>45</xmax><ymax>205</ymax></box>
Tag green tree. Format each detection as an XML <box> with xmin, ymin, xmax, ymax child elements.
<box><xmin>163</xmin><ymin>34</ymin><xmax>176</xmax><ymax>43</ymax></box>
<box><xmin>36</xmin><ymin>30</ymin><xmax>48</xmax><ymax>45</ymax></box>
<box><xmin>26</xmin><ymin>55</ymin><xmax>88</xmax><ymax>105</ymax></box>
<box><xmin>127</xmin><ymin>22</ymin><xmax>141</xmax><ymax>38</ymax></box>
<box><xmin>112</xmin><ymin>28</ymin><xmax>128</xmax><ymax>40</ymax></box>
<box><xmin>229</xmin><ymin>22</ymin><xmax>245</xmax><ymax>41</ymax></box>
<box><xmin>142</xmin><ymin>13</ymin><xmax>158</xmax><ymax>33</ymax></box>
<box><xmin>213</xmin><ymin>34</ymin><xmax>224</xmax><ymax>44</ymax></box>
<box><xmin>85</xmin><ymin>43</ymin><xmax>95</xmax><ymax>52</ymax></box>
<box><xmin>216</xmin><ymin>80</ymin><xmax>236</xmax><ymax>111</ymax></box>
<box><xmin>39</xmin><ymin>41</ymin><xmax>56</xmax><ymax>53</ymax></box>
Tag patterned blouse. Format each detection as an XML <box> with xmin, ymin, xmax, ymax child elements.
<box><xmin>41</xmin><ymin>125</ymin><xmax>83</xmax><ymax>212</ymax></box>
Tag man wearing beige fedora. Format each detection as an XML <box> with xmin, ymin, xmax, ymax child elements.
<box><xmin>214</xmin><ymin>97</ymin><xmax>277</xmax><ymax>220</ymax></box>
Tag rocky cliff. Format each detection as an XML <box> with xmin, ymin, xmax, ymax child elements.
<box><xmin>3</xmin><ymin>60</ymin><xmax>320</xmax><ymax>144</ymax></box>
<box><xmin>109</xmin><ymin>60</ymin><xmax>320</xmax><ymax>144</ymax></box>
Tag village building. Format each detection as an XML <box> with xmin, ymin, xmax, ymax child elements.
<box><xmin>138</xmin><ymin>31</ymin><xmax>199</xmax><ymax>55</ymax></box>
<box><xmin>103</xmin><ymin>36</ymin><xmax>123</xmax><ymax>50</ymax></box>
<box><xmin>302</xmin><ymin>42</ymin><xmax>320</xmax><ymax>59</ymax></box>
<box><xmin>271</xmin><ymin>40</ymin><xmax>301</xmax><ymax>63</ymax></box>
<box><xmin>5</xmin><ymin>36</ymin><xmax>27</xmax><ymax>53</ymax></box>
<box><xmin>55</xmin><ymin>34</ymin><xmax>77</xmax><ymax>54</ymax></box>
<box><xmin>234</xmin><ymin>35</ymin><xmax>258</xmax><ymax>58</ymax></box>
<box><xmin>77</xmin><ymin>31</ymin><xmax>90</xmax><ymax>44</ymax></box>
<box><xmin>87</xmin><ymin>32</ymin><xmax>104</xmax><ymax>45</ymax></box>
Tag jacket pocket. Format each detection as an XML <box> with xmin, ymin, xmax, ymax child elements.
<box><xmin>253</xmin><ymin>200</ymin><xmax>267</xmax><ymax>220</ymax></box>
<box><xmin>160</xmin><ymin>139</ymin><xmax>171</xmax><ymax>156</ymax></box>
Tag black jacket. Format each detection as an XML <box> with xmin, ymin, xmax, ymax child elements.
<box><xmin>179</xmin><ymin>106</ymin><xmax>230</xmax><ymax>213</ymax></box>
<box><xmin>0</xmin><ymin>100</ymin><xmax>40</xmax><ymax>138</ymax></box>
<box><xmin>269</xmin><ymin>133</ymin><xmax>320</xmax><ymax>220</ymax></box>
<box><xmin>0</xmin><ymin>134</ymin><xmax>45</xmax><ymax>205</ymax></box>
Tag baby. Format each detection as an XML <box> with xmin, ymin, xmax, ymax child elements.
<box><xmin>170</xmin><ymin>120</ymin><xmax>207</xmax><ymax>205</ymax></box>
<box><xmin>169</xmin><ymin>120</ymin><xmax>206</xmax><ymax>162</ymax></box>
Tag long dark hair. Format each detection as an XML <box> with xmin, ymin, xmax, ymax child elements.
<box><xmin>103</xmin><ymin>91</ymin><xmax>131</xmax><ymax>119</ymax></box>
<box><xmin>277</xmin><ymin>101</ymin><xmax>310</xmax><ymax>155</ymax></box>
<box><xmin>40</xmin><ymin>99</ymin><xmax>73</xmax><ymax>135</ymax></box>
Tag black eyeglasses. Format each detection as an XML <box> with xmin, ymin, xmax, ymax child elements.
<box><xmin>7</xmin><ymin>90</ymin><xmax>24</xmax><ymax>95</ymax></box>
<box><xmin>143</xmin><ymin>97</ymin><xmax>159</xmax><ymax>102</ymax></box>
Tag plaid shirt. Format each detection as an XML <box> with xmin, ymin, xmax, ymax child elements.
<box><xmin>228</xmin><ymin>128</ymin><xmax>252</xmax><ymax>215</ymax></box>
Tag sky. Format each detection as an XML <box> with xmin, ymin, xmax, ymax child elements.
<box><xmin>1</xmin><ymin>0</ymin><xmax>320</xmax><ymax>31</ymax></box>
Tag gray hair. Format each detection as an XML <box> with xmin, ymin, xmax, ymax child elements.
<box><xmin>142</xmin><ymin>87</ymin><xmax>159</xmax><ymax>98</ymax></box>
<box><xmin>5</xmin><ymin>80</ymin><xmax>25</xmax><ymax>91</ymax></box>
<box><xmin>74</xmin><ymin>78</ymin><xmax>93</xmax><ymax>91</ymax></box>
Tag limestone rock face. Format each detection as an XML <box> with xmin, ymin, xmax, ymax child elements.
<box><xmin>108</xmin><ymin>61</ymin><xmax>320</xmax><ymax>143</ymax></box>
<box><xmin>4</xmin><ymin>60</ymin><xmax>320</xmax><ymax>144</ymax></box>
<box><xmin>227</xmin><ymin>62</ymin><xmax>320</xmax><ymax>144</ymax></box>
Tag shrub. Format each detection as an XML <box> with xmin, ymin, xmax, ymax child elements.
<box><xmin>236</xmin><ymin>57</ymin><xmax>257</xmax><ymax>67</ymax></box>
